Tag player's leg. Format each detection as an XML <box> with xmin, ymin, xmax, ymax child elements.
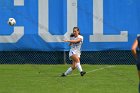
<box><xmin>61</xmin><ymin>51</ymin><xmax>85</xmax><ymax>76</ymax></box>
<box><xmin>61</xmin><ymin>54</ymin><xmax>80</xmax><ymax>76</ymax></box>
<box><xmin>61</xmin><ymin>54</ymin><xmax>77</xmax><ymax>76</ymax></box>
<box><xmin>61</xmin><ymin>50</ymin><xmax>75</xmax><ymax>76</ymax></box>
<box><xmin>138</xmin><ymin>71</ymin><xmax>140</xmax><ymax>93</ymax></box>
<box><xmin>71</xmin><ymin>61</ymin><xmax>77</xmax><ymax>70</ymax></box>
<box><xmin>136</xmin><ymin>64</ymin><xmax>140</xmax><ymax>93</ymax></box>
<box><xmin>75</xmin><ymin>58</ymin><xmax>83</xmax><ymax>72</ymax></box>
<box><xmin>71</xmin><ymin>55</ymin><xmax>86</xmax><ymax>76</ymax></box>
<box><xmin>63</xmin><ymin>55</ymin><xmax>78</xmax><ymax>75</ymax></box>
<box><xmin>76</xmin><ymin>62</ymin><xmax>86</xmax><ymax>76</ymax></box>
<box><xmin>62</xmin><ymin>66</ymin><xmax>73</xmax><ymax>76</ymax></box>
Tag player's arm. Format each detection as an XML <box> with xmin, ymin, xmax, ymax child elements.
<box><xmin>131</xmin><ymin>39</ymin><xmax>138</xmax><ymax>60</ymax></box>
<box><xmin>64</xmin><ymin>38</ymin><xmax>82</xmax><ymax>43</ymax></box>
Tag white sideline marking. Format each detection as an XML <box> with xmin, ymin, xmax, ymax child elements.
<box><xmin>71</xmin><ymin>65</ymin><xmax>115</xmax><ymax>76</ymax></box>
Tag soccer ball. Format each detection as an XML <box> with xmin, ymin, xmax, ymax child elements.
<box><xmin>8</xmin><ymin>18</ymin><xmax>16</xmax><ymax>26</ymax></box>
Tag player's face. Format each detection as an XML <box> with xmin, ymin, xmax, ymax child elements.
<box><xmin>73</xmin><ymin>29</ymin><xmax>79</xmax><ymax>36</ymax></box>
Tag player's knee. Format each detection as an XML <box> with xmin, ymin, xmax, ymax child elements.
<box><xmin>71</xmin><ymin>66</ymin><xmax>76</xmax><ymax>70</ymax></box>
<box><xmin>71</xmin><ymin>55</ymin><xmax>79</xmax><ymax>62</ymax></box>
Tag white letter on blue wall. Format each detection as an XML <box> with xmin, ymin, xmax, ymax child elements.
<box><xmin>90</xmin><ymin>0</ymin><xmax>128</xmax><ymax>42</ymax></box>
<box><xmin>0</xmin><ymin>0</ymin><xmax>24</xmax><ymax>43</ymax></box>
<box><xmin>38</xmin><ymin>0</ymin><xmax>77</xmax><ymax>42</ymax></box>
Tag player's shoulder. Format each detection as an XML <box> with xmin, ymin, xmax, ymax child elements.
<box><xmin>137</xmin><ymin>36</ymin><xmax>140</xmax><ymax>41</ymax></box>
<box><xmin>137</xmin><ymin>36</ymin><xmax>140</xmax><ymax>38</ymax></box>
<box><xmin>78</xmin><ymin>35</ymin><xmax>83</xmax><ymax>39</ymax></box>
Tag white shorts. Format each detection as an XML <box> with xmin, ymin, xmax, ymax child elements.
<box><xmin>69</xmin><ymin>49</ymin><xmax>81</xmax><ymax>59</ymax></box>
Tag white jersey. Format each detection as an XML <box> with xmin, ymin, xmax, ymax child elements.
<box><xmin>69</xmin><ymin>35</ymin><xmax>83</xmax><ymax>58</ymax></box>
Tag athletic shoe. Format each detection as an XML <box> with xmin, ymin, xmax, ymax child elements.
<box><xmin>80</xmin><ymin>71</ymin><xmax>86</xmax><ymax>76</ymax></box>
<box><xmin>61</xmin><ymin>73</ymin><xmax>66</xmax><ymax>77</ymax></box>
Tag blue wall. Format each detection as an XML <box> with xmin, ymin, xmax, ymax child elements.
<box><xmin>0</xmin><ymin>0</ymin><xmax>140</xmax><ymax>51</ymax></box>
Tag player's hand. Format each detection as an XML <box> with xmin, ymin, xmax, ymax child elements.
<box><xmin>63</xmin><ymin>40</ymin><xmax>69</xmax><ymax>42</ymax></box>
<box><xmin>63</xmin><ymin>40</ymin><xmax>67</xmax><ymax>42</ymax></box>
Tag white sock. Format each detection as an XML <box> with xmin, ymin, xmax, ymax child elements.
<box><xmin>76</xmin><ymin>62</ymin><xmax>83</xmax><ymax>72</ymax></box>
<box><xmin>64</xmin><ymin>67</ymin><xmax>72</xmax><ymax>75</ymax></box>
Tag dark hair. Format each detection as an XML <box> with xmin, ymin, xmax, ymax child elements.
<box><xmin>73</xmin><ymin>27</ymin><xmax>79</xmax><ymax>31</ymax></box>
<box><xmin>73</xmin><ymin>27</ymin><xmax>80</xmax><ymax>35</ymax></box>
<box><xmin>70</xmin><ymin>33</ymin><xmax>75</xmax><ymax>37</ymax></box>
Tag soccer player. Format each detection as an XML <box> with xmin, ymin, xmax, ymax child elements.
<box><xmin>61</xmin><ymin>27</ymin><xmax>86</xmax><ymax>77</ymax></box>
<box><xmin>131</xmin><ymin>36</ymin><xmax>140</xmax><ymax>93</ymax></box>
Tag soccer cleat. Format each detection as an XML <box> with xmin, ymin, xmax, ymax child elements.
<box><xmin>80</xmin><ymin>71</ymin><xmax>86</xmax><ymax>76</ymax></box>
<box><xmin>61</xmin><ymin>73</ymin><xmax>66</xmax><ymax>77</ymax></box>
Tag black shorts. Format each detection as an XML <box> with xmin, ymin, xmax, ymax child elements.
<box><xmin>136</xmin><ymin>53</ymin><xmax>140</xmax><ymax>70</ymax></box>
<box><xmin>136</xmin><ymin>63</ymin><xmax>140</xmax><ymax>71</ymax></box>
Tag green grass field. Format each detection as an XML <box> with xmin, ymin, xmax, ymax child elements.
<box><xmin>0</xmin><ymin>64</ymin><xmax>138</xmax><ymax>93</ymax></box>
